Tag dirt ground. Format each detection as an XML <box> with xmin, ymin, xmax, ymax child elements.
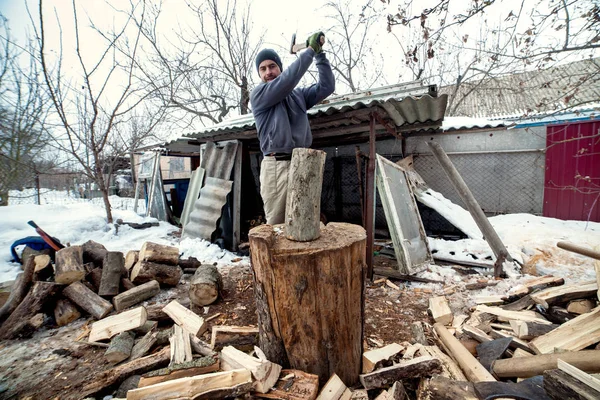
<box><xmin>0</xmin><ymin>255</ymin><xmax>435</xmax><ymax>400</ymax></box>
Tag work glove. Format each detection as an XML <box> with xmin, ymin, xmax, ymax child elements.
<box><xmin>306</xmin><ymin>31</ymin><xmax>325</xmax><ymax>54</ymax></box>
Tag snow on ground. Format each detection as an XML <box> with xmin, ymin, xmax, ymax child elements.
<box><xmin>1</xmin><ymin>189</ymin><xmax>249</xmax><ymax>283</ymax></box>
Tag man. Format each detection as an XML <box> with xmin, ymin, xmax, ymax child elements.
<box><xmin>250</xmin><ymin>32</ymin><xmax>335</xmax><ymax>225</ymax></box>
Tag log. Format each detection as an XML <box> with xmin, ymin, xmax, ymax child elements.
<box><xmin>492</xmin><ymin>350</ymin><xmax>600</xmax><ymax>378</ymax></box>
<box><xmin>249</xmin><ymin>222</ymin><xmax>365</xmax><ymax>386</ymax></box>
<box><xmin>63</xmin><ymin>281</ymin><xmax>113</xmax><ymax>319</ymax></box>
<box><xmin>429</xmin><ymin>296</ymin><xmax>453</xmax><ymax>325</ymax></box>
<box><xmin>129</xmin><ymin>330</ymin><xmax>158</xmax><ymax>361</ymax></box>
<box><xmin>316</xmin><ymin>373</ymin><xmax>350</xmax><ymax>400</ymax></box>
<box><xmin>530</xmin><ymin>306</ymin><xmax>600</xmax><ymax>354</ymax></box>
<box><xmin>115</xmin><ymin>375</ymin><xmax>142</xmax><ymax>399</ymax></box>
<box><xmin>33</xmin><ymin>254</ymin><xmax>53</xmax><ymax>281</ymax></box>
<box><xmin>82</xmin><ymin>240</ymin><xmax>108</xmax><ymax>268</ymax></box>
<box><xmin>221</xmin><ymin>345</ymin><xmax>282</xmax><ymax>393</ymax></box>
<box><xmin>89</xmin><ymin>306</ymin><xmax>147</xmax><ymax>342</ymax></box>
<box><xmin>419</xmin><ymin>375</ymin><xmax>478</xmax><ymax>400</ymax></box>
<box><xmin>132</xmin><ymin>320</ymin><xmax>157</xmax><ymax>335</ymax></box>
<box><xmin>55</xmin><ymin>245</ymin><xmax>86</xmax><ymax>284</ymax></box>
<box><xmin>362</xmin><ymin>343</ymin><xmax>404</xmax><ymax>373</ymax></box>
<box><xmin>162</xmin><ymin>300</ymin><xmax>207</xmax><ymax>338</ymax></box>
<box><xmin>170</xmin><ymin>324</ymin><xmax>193</xmax><ymax>365</ymax></box>
<box><xmin>420</xmin><ymin>345</ymin><xmax>467</xmax><ymax>381</ymax></box>
<box><xmin>178</xmin><ymin>256</ymin><xmax>202</xmax><ymax>270</ymax></box>
<box><xmin>78</xmin><ymin>346</ymin><xmax>170</xmax><ymax>399</ymax></box>
<box><xmin>359</xmin><ymin>356</ymin><xmax>442</xmax><ymax>390</ymax></box>
<box><xmin>567</xmin><ymin>299</ymin><xmax>595</xmax><ymax>315</ymax></box>
<box><xmin>475</xmin><ymin>305</ymin><xmax>552</xmax><ymax>325</ymax></box>
<box><xmin>433</xmin><ymin>323</ymin><xmax>495</xmax><ymax>382</ymax></box>
<box><xmin>121</xmin><ymin>277</ymin><xmax>135</xmax><ymax>291</ymax></box>
<box><xmin>125</xmin><ymin>369</ymin><xmax>252</xmax><ymax>400</ymax></box>
<box><xmin>0</xmin><ymin>282</ymin><xmax>60</xmax><ymax>339</ymax></box>
<box><xmin>99</xmin><ymin>251</ymin><xmax>126</xmax><ymax>296</ymax></box>
<box><xmin>113</xmin><ymin>280</ymin><xmax>160</xmax><ymax>312</ymax></box>
<box><xmin>139</xmin><ymin>241</ymin><xmax>179</xmax><ymax>265</ymax></box>
<box><xmin>210</xmin><ymin>325</ymin><xmax>258</xmax><ymax>351</ymax></box>
<box><xmin>544</xmin><ymin>369</ymin><xmax>600</xmax><ymax>400</ymax></box>
<box><xmin>284</xmin><ymin>148</ymin><xmax>326</xmax><ymax>242</ymax></box>
<box><xmin>509</xmin><ymin>320</ymin><xmax>559</xmax><ymax>340</ymax></box>
<box><xmin>124</xmin><ymin>250</ymin><xmax>139</xmax><ymax>272</ymax></box>
<box><xmin>138</xmin><ymin>356</ymin><xmax>220</xmax><ymax>388</ymax></box>
<box><xmin>105</xmin><ymin>331</ymin><xmax>135</xmax><ymax>364</ymax></box>
<box><xmin>531</xmin><ymin>281</ymin><xmax>598</xmax><ymax>308</ymax></box>
<box><xmin>189</xmin><ymin>264</ymin><xmax>222</xmax><ymax>307</ymax></box>
<box><xmin>54</xmin><ymin>298</ymin><xmax>81</xmax><ymax>326</ymax></box>
<box><xmin>87</xmin><ymin>267</ymin><xmax>103</xmax><ymax>291</ymax></box>
<box><xmin>130</xmin><ymin>261</ymin><xmax>182</xmax><ymax>287</ymax></box>
<box><xmin>0</xmin><ymin>255</ymin><xmax>35</xmax><ymax>321</ymax></box>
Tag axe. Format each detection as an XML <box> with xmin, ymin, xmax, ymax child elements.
<box><xmin>290</xmin><ymin>32</ymin><xmax>325</xmax><ymax>54</ymax></box>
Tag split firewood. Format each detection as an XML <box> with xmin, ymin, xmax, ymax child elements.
<box><xmin>0</xmin><ymin>282</ymin><xmax>61</xmax><ymax>339</ymax></box>
<box><xmin>130</xmin><ymin>261</ymin><xmax>182</xmax><ymax>287</ymax></box>
<box><xmin>189</xmin><ymin>264</ymin><xmax>222</xmax><ymax>307</ymax></box>
<box><xmin>189</xmin><ymin>335</ymin><xmax>217</xmax><ymax>357</ymax></box>
<box><xmin>493</xmin><ymin>350</ymin><xmax>600</xmax><ymax>378</ymax></box>
<box><xmin>210</xmin><ymin>325</ymin><xmax>259</xmax><ymax>351</ymax></box>
<box><xmin>79</xmin><ymin>346</ymin><xmax>170</xmax><ymax>399</ymax></box>
<box><xmin>487</xmin><ymin>329</ymin><xmax>533</xmax><ymax>353</ymax></box>
<box><xmin>507</xmin><ymin>275</ymin><xmax>565</xmax><ymax>299</ymax></box>
<box><xmin>473</xmin><ymin>296</ymin><xmax>506</xmax><ymax>306</ymax></box>
<box><xmin>362</xmin><ymin>343</ymin><xmax>404</xmax><ymax>373</ymax></box>
<box><xmin>419</xmin><ymin>345</ymin><xmax>467</xmax><ymax>381</ymax></box>
<box><xmin>155</xmin><ymin>328</ymin><xmax>173</xmax><ymax>346</ymax></box>
<box><xmin>429</xmin><ymin>296</ymin><xmax>453</xmax><ymax>325</ymax></box>
<box><xmin>567</xmin><ymin>299</ymin><xmax>595</xmax><ymax>315</ymax></box>
<box><xmin>509</xmin><ymin>320</ymin><xmax>559</xmax><ymax>340</ymax></box>
<box><xmin>530</xmin><ymin>306</ymin><xmax>600</xmax><ymax>354</ymax></box>
<box><xmin>55</xmin><ymin>245</ymin><xmax>86</xmax><ymax>284</ymax></box>
<box><xmin>253</xmin><ymin>369</ymin><xmax>319</xmax><ymax>400</ymax></box>
<box><xmin>359</xmin><ymin>356</ymin><xmax>442</xmax><ymax>390</ymax></box>
<box><xmin>315</xmin><ymin>373</ymin><xmax>350</xmax><ymax>400</ymax></box>
<box><xmin>544</xmin><ymin>306</ymin><xmax>578</xmax><ymax>324</ymax></box>
<box><xmin>0</xmin><ymin>255</ymin><xmax>35</xmax><ymax>321</ymax></box>
<box><xmin>462</xmin><ymin>325</ymin><xmax>493</xmax><ymax>343</ymax></box>
<box><xmin>129</xmin><ymin>330</ymin><xmax>158</xmax><ymax>361</ymax></box>
<box><xmin>512</xmin><ymin>348</ymin><xmax>533</xmax><ymax>358</ymax></box>
<box><xmin>531</xmin><ymin>281</ymin><xmax>598</xmax><ymax>308</ymax></box>
<box><xmin>125</xmin><ymin>369</ymin><xmax>252</xmax><ymax>400</ymax></box>
<box><xmin>221</xmin><ymin>345</ymin><xmax>281</xmax><ymax>393</ymax></box>
<box><xmin>113</xmin><ymin>280</ymin><xmax>160</xmax><ymax>312</ymax></box>
<box><xmin>88</xmin><ymin>306</ymin><xmax>147</xmax><ymax>342</ymax></box>
<box><xmin>99</xmin><ymin>251</ymin><xmax>126</xmax><ymax>296</ymax></box>
<box><xmin>387</xmin><ymin>381</ymin><xmax>408</xmax><ymax>400</ymax></box>
<box><xmin>54</xmin><ymin>298</ymin><xmax>81</xmax><ymax>326</ymax></box>
<box><xmin>419</xmin><ymin>375</ymin><xmax>478</xmax><ymax>400</ymax></box>
<box><xmin>350</xmin><ymin>389</ymin><xmax>369</xmax><ymax>400</ymax></box>
<box><xmin>544</xmin><ymin>369</ymin><xmax>600</xmax><ymax>400</ymax></box>
<box><xmin>170</xmin><ymin>324</ymin><xmax>193</xmax><ymax>365</ymax></box>
<box><xmin>132</xmin><ymin>320</ymin><xmax>158</xmax><ymax>335</ymax></box>
<box><xmin>82</xmin><ymin>240</ymin><xmax>108</xmax><ymax>268</ymax></box>
<box><xmin>32</xmin><ymin>254</ymin><xmax>52</xmax><ymax>281</ymax></box>
<box><xmin>475</xmin><ymin>305</ymin><xmax>552</xmax><ymax>325</ymax></box>
<box><xmin>105</xmin><ymin>331</ymin><xmax>135</xmax><ymax>364</ymax></box>
<box><xmin>162</xmin><ymin>300</ymin><xmax>207</xmax><ymax>338</ymax></box>
<box><xmin>500</xmin><ymin>295</ymin><xmax>535</xmax><ymax>311</ymax></box>
<box><xmin>63</xmin><ymin>281</ymin><xmax>113</xmax><ymax>319</ymax></box>
<box><xmin>558</xmin><ymin>359</ymin><xmax>600</xmax><ymax>393</ymax></box>
<box><xmin>124</xmin><ymin>250</ymin><xmax>139</xmax><ymax>271</ymax></box>
<box><xmin>138</xmin><ymin>356</ymin><xmax>220</xmax><ymax>388</ymax></box>
<box><xmin>139</xmin><ymin>242</ymin><xmax>179</xmax><ymax>265</ymax></box>
<box><xmin>115</xmin><ymin>375</ymin><xmax>142</xmax><ymax>399</ymax></box>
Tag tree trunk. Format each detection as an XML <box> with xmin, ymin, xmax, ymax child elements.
<box><xmin>189</xmin><ymin>264</ymin><xmax>222</xmax><ymax>307</ymax></box>
<box><xmin>99</xmin><ymin>251</ymin><xmax>125</xmax><ymax>296</ymax></box>
<box><xmin>248</xmin><ymin>222</ymin><xmax>366</xmax><ymax>386</ymax></box>
<box><xmin>284</xmin><ymin>148</ymin><xmax>326</xmax><ymax>242</ymax></box>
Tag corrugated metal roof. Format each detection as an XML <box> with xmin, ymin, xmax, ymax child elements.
<box><xmin>201</xmin><ymin>141</ymin><xmax>239</xmax><ymax>180</ymax></box>
<box><xmin>442</xmin><ymin>116</ymin><xmax>512</xmax><ymax>131</ymax></box>
<box><xmin>182</xmin><ymin>176</ymin><xmax>233</xmax><ymax>240</ymax></box>
<box><xmin>441</xmin><ymin>57</ymin><xmax>600</xmax><ymax>119</ymax></box>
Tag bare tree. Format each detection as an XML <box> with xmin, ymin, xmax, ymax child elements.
<box><xmin>34</xmin><ymin>0</ymin><xmax>163</xmax><ymax>222</ymax></box>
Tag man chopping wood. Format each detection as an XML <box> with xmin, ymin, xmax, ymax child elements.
<box><xmin>250</xmin><ymin>31</ymin><xmax>335</xmax><ymax>225</ymax></box>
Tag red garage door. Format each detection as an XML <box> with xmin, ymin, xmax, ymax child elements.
<box><xmin>544</xmin><ymin>120</ymin><xmax>600</xmax><ymax>222</ymax></box>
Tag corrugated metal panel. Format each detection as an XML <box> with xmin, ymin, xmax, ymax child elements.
<box><xmin>441</xmin><ymin>57</ymin><xmax>600</xmax><ymax>119</ymax></box>
<box><xmin>201</xmin><ymin>141</ymin><xmax>239</xmax><ymax>180</ymax></box>
<box><xmin>182</xmin><ymin>177</ymin><xmax>233</xmax><ymax>240</ymax></box>
<box><xmin>179</xmin><ymin>167</ymin><xmax>205</xmax><ymax>227</ymax></box>
<box><xmin>544</xmin><ymin>120</ymin><xmax>600</xmax><ymax>222</ymax></box>
<box><xmin>442</xmin><ymin>116</ymin><xmax>510</xmax><ymax>131</ymax></box>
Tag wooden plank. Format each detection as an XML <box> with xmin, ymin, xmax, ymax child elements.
<box><xmin>162</xmin><ymin>300</ymin><xmax>207</xmax><ymax>338</ymax></box>
<box><xmin>531</xmin><ymin>281</ymin><xmax>598</xmax><ymax>308</ymax></box>
<box><xmin>558</xmin><ymin>359</ymin><xmax>600</xmax><ymax>393</ymax></box>
<box><xmin>530</xmin><ymin>306</ymin><xmax>600</xmax><ymax>354</ymax></box>
<box><xmin>429</xmin><ymin>296</ymin><xmax>453</xmax><ymax>325</ymax></box>
<box><xmin>89</xmin><ymin>306</ymin><xmax>147</xmax><ymax>342</ymax></box>
<box><xmin>362</xmin><ymin>343</ymin><xmax>404</xmax><ymax>373</ymax></box>
<box><xmin>493</xmin><ymin>350</ymin><xmax>600</xmax><ymax>378</ymax></box>
<box><xmin>359</xmin><ymin>356</ymin><xmax>442</xmax><ymax>389</ymax></box>
<box><xmin>475</xmin><ymin>305</ymin><xmax>552</xmax><ymax>325</ymax></box>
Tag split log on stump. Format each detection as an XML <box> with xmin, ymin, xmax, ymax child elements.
<box><xmin>0</xmin><ymin>255</ymin><xmax>35</xmax><ymax>321</ymax></box>
<box><xmin>189</xmin><ymin>264</ymin><xmax>222</xmax><ymax>306</ymax></box>
<box><xmin>99</xmin><ymin>251</ymin><xmax>126</xmax><ymax>296</ymax></box>
<box><xmin>492</xmin><ymin>350</ymin><xmax>600</xmax><ymax>378</ymax></box>
<box><xmin>82</xmin><ymin>240</ymin><xmax>108</xmax><ymax>268</ymax></box>
<box><xmin>284</xmin><ymin>148</ymin><xmax>326</xmax><ymax>242</ymax></box>
<box><xmin>55</xmin><ymin>246</ymin><xmax>86</xmax><ymax>284</ymax></box>
<box><xmin>63</xmin><ymin>281</ymin><xmax>113</xmax><ymax>319</ymax></box>
<box><xmin>105</xmin><ymin>331</ymin><xmax>135</xmax><ymax>364</ymax></box>
<box><xmin>124</xmin><ymin>250</ymin><xmax>139</xmax><ymax>271</ymax></box>
<box><xmin>138</xmin><ymin>356</ymin><xmax>220</xmax><ymax>387</ymax></box>
<box><xmin>544</xmin><ymin>369</ymin><xmax>600</xmax><ymax>400</ymax></box>
<box><xmin>113</xmin><ymin>280</ymin><xmax>160</xmax><ymax>312</ymax></box>
<box><xmin>139</xmin><ymin>241</ymin><xmax>179</xmax><ymax>265</ymax></box>
<box><xmin>131</xmin><ymin>261</ymin><xmax>182</xmax><ymax>287</ymax></box>
<box><xmin>0</xmin><ymin>282</ymin><xmax>61</xmax><ymax>339</ymax></box>
<box><xmin>89</xmin><ymin>306</ymin><xmax>147</xmax><ymax>342</ymax></box>
<box><xmin>77</xmin><ymin>345</ymin><xmax>170</xmax><ymax>400</ymax></box>
<box><xmin>54</xmin><ymin>298</ymin><xmax>81</xmax><ymax>326</ymax></box>
<box><xmin>249</xmin><ymin>222</ymin><xmax>366</xmax><ymax>386</ymax></box>
<box><xmin>359</xmin><ymin>356</ymin><xmax>442</xmax><ymax>390</ymax></box>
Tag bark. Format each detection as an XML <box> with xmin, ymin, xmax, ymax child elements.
<box><xmin>131</xmin><ymin>261</ymin><xmax>182</xmax><ymax>287</ymax></box>
<box><xmin>99</xmin><ymin>251</ymin><xmax>125</xmax><ymax>296</ymax></box>
<box><xmin>189</xmin><ymin>264</ymin><xmax>222</xmax><ymax>306</ymax></box>
<box><xmin>105</xmin><ymin>331</ymin><xmax>135</xmax><ymax>364</ymax></box>
<box><xmin>54</xmin><ymin>298</ymin><xmax>82</xmax><ymax>326</ymax></box>
<box><xmin>0</xmin><ymin>255</ymin><xmax>35</xmax><ymax>321</ymax></box>
<box><xmin>82</xmin><ymin>240</ymin><xmax>108</xmax><ymax>269</ymax></box>
<box><xmin>54</xmin><ymin>246</ymin><xmax>86</xmax><ymax>284</ymax></box>
<box><xmin>62</xmin><ymin>281</ymin><xmax>113</xmax><ymax>319</ymax></box>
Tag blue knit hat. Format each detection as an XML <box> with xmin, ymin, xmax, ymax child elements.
<box><xmin>255</xmin><ymin>49</ymin><xmax>283</xmax><ymax>75</ymax></box>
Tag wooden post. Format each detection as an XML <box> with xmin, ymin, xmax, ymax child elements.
<box><xmin>284</xmin><ymin>148</ymin><xmax>326</xmax><ymax>242</ymax></box>
<box><xmin>249</xmin><ymin>222</ymin><xmax>366</xmax><ymax>386</ymax></box>
<box><xmin>427</xmin><ymin>141</ymin><xmax>513</xmax><ymax>277</ymax></box>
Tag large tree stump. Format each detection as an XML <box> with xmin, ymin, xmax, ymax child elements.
<box><xmin>248</xmin><ymin>222</ymin><xmax>366</xmax><ymax>386</ymax></box>
<box><xmin>284</xmin><ymin>148</ymin><xmax>326</xmax><ymax>242</ymax></box>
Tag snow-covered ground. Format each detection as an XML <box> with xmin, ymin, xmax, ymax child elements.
<box><xmin>1</xmin><ymin>189</ymin><xmax>250</xmax><ymax>283</ymax></box>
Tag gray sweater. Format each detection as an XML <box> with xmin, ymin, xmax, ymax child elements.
<box><xmin>250</xmin><ymin>49</ymin><xmax>335</xmax><ymax>155</ymax></box>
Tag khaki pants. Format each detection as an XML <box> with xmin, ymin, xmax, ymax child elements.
<box><xmin>260</xmin><ymin>156</ymin><xmax>290</xmax><ymax>225</ymax></box>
